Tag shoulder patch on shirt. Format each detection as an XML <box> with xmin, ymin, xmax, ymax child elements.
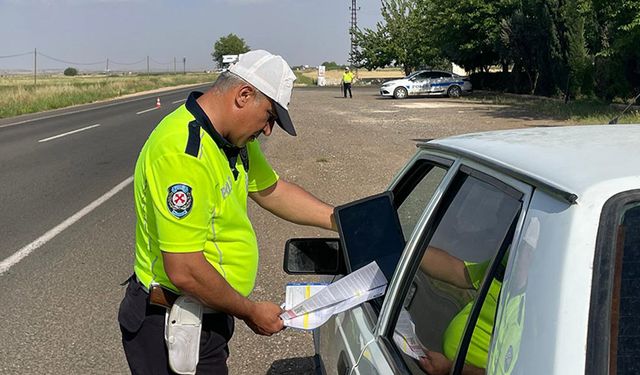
<box><xmin>167</xmin><ymin>184</ymin><xmax>193</xmax><ymax>219</ymax></box>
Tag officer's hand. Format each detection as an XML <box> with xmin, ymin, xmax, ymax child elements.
<box><xmin>242</xmin><ymin>301</ymin><xmax>285</xmax><ymax>336</ymax></box>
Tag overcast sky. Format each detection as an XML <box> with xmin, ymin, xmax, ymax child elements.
<box><xmin>0</xmin><ymin>0</ymin><xmax>383</xmax><ymax>72</ymax></box>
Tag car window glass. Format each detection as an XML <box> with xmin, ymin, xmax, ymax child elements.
<box><xmin>395</xmin><ymin>162</ymin><xmax>448</xmax><ymax>239</ymax></box>
<box><xmin>390</xmin><ymin>170</ymin><xmax>522</xmax><ymax>374</ymax></box>
<box><xmin>413</xmin><ymin>72</ymin><xmax>429</xmax><ymax>81</ymax></box>
<box><xmin>613</xmin><ymin>203</ymin><xmax>640</xmax><ymax>374</ymax></box>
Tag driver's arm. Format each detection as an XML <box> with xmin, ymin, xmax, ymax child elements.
<box><xmin>419</xmin><ymin>246</ymin><xmax>474</xmax><ymax>289</ymax></box>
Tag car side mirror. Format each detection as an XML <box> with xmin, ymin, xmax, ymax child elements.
<box><xmin>283</xmin><ymin>238</ymin><xmax>346</xmax><ymax>275</ymax></box>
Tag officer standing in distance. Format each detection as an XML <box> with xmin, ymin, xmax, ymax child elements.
<box><xmin>118</xmin><ymin>50</ymin><xmax>336</xmax><ymax>374</ymax></box>
<box><xmin>342</xmin><ymin>66</ymin><xmax>355</xmax><ymax>98</ymax></box>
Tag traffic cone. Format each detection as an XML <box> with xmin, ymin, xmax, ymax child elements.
<box><xmin>156</xmin><ymin>97</ymin><xmax>161</xmax><ymax>108</ymax></box>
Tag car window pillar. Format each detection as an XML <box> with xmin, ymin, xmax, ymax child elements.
<box><xmin>375</xmin><ymin>158</ymin><xmax>462</xmax><ymax>336</ymax></box>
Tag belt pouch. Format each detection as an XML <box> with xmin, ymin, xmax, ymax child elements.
<box><xmin>164</xmin><ymin>295</ymin><xmax>203</xmax><ymax>375</ymax></box>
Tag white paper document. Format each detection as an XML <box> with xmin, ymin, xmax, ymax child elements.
<box><xmin>281</xmin><ymin>261</ymin><xmax>388</xmax><ymax>330</ymax></box>
<box><xmin>393</xmin><ymin>308</ymin><xmax>426</xmax><ymax>360</ymax></box>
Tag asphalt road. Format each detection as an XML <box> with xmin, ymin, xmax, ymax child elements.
<box><xmin>0</xmin><ymin>85</ymin><xmax>554</xmax><ymax>374</ymax></box>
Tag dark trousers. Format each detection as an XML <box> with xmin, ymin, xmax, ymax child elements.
<box><xmin>343</xmin><ymin>83</ymin><xmax>352</xmax><ymax>98</ymax></box>
<box><xmin>118</xmin><ymin>278</ymin><xmax>234</xmax><ymax>375</ymax></box>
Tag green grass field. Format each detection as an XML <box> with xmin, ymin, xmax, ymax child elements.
<box><xmin>0</xmin><ymin>72</ymin><xmax>318</xmax><ymax>119</ymax></box>
<box><xmin>0</xmin><ymin>73</ymin><xmax>217</xmax><ymax>119</ymax></box>
<box><xmin>470</xmin><ymin>92</ymin><xmax>640</xmax><ymax>124</ymax></box>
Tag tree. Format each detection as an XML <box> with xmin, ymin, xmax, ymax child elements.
<box><xmin>63</xmin><ymin>67</ymin><xmax>78</xmax><ymax>76</ymax></box>
<box><xmin>352</xmin><ymin>0</ymin><xmax>445</xmax><ymax>75</ymax></box>
<box><xmin>426</xmin><ymin>0</ymin><xmax>512</xmax><ymax>72</ymax></box>
<box><xmin>589</xmin><ymin>0</ymin><xmax>640</xmax><ymax>100</ymax></box>
<box><xmin>211</xmin><ymin>34</ymin><xmax>250</xmax><ymax>67</ymax></box>
<box><xmin>320</xmin><ymin>61</ymin><xmax>344</xmax><ymax>69</ymax></box>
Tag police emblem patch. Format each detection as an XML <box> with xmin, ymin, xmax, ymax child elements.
<box><xmin>167</xmin><ymin>184</ymin><xmax>193</xmax><ymax>219</ymax></box>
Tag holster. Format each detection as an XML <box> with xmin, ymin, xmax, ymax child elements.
<box><xmin>149</xmin><ymin>283</ymin><xmax>180</xmax><ymax>309</ymax></box>
<box><xmin>164</xmin><ymin>295</ymin><xmax>203</xmax><ymax>375</ymax></box>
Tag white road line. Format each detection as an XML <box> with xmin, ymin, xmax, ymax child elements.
<box><xmin>37</xmin><ymin>123</ymin><xmax>101</xmax><ymax>143</ymax></box>
<box><xmin>0</xmin><ymin>176</ymin><xmax>134</xmax><ymax>275</ymax></box>
<box><xmin>136</xmin><ymin>107</ymin><xmax>158</xmax><ymax>115</ymax></box>
<box><xmin>172</xmin><ymin>99</ymin><xmax>187</xmax><ymax>104</ymax></box>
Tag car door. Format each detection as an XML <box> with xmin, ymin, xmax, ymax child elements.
<box><xmin>350</xmin><ymin>156</ymin><xmax>533</xmax><ymax>375</ymax></box>
<box><xmin>316</xmin><ymin>152</ymin><xmax>454</xmax><ymax>375</ymax></box>
<box><xmin>429</xmin><ymin>72</ymin><xmax>452</xmax><ymax>95</ymax></box>
<box><xmin>408</xmin><ymin>72</ymin><xmax>430</xmax><ymax>96</ymax></box>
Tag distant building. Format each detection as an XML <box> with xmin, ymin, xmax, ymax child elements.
<box><xmin>451</xmin><ymin>63</ymin><xmax>466</xmax><ymax>76</ymax></box>
<box><xmin>222</xmin><ymin>55</ymin><xmax>240</xmax><ymax>69</ymax></box>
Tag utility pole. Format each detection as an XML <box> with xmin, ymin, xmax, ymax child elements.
<box><xmin>106</xmin><ymin>58</ymin><xmax>109</xmax><ymax>74</ymax></box>
<box><xmin>183</xmin><ymin>57</ymin><xmax>186</xmax><ymax>75</ymax></box>
<box><xmin>147</xmin><ymin>55</ymin><xmax>150</xmax><ymax>74</ymax></box>
<box><xmin>348</xmin><ymin>0</ymin><xmax>360</xmax><ymax>67</ymax></box>
<box><xmin>174</xmin><ymin>57</ymin><xmax>177</xmax><ymax>74</ymax></box>
<box><xmin>34</xmin><ymin>48</ymin><xmax>37</xmax><ymax>85</ymax></box>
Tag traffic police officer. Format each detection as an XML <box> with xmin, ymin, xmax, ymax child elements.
<box><xmin>342</xmin><ymin>66</ymin><xmax>355</xmax><ymax>98</ymax></box>
<box><xmin>118</xmin><ymin>50</ymin><xmax>335</xmax><ymax>374</ymax></box>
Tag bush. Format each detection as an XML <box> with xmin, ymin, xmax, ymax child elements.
<box><xmin>470</xmin><ymin>71</ymin><xmax>549</xmax><ymax>95</ymax></box>
<box><xmin>64</xmin><ymin>67</ymin><xmax>78</xmax><ymax>76</ymax></box>
<box><xmin>293</xmin><ymin>72</ymin><xmax>314</xmax><ymax>85</ymax></box>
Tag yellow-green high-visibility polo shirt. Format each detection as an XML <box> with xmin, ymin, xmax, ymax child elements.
<box><xmin>133</xmin><ymin>91</ymin><xmax>279</xmax><ymax>297</ymax></box>
<box><xmin>342</xmin><ymin>71</ymin><xmax>354</xmax><ymax>83</ymax></box>
<box><xmin>442</xmin><ymin>260</ymin><xmax>502</xmax><ymax>369</ymax></box>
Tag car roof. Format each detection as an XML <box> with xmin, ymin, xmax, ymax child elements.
<box><xmin>421</xmin><ymin>125</ymin><xmax>640</xmax><ymax>202</ymax></box>
<box><xmin>413</xmin><ymin>70</ymin><xmax>451</xmax><ymax>74</ymax></box>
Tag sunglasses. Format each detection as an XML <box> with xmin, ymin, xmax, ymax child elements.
<box><xmin>266</xmin><ymin>105</ymin><xmax>278</xmax><ymax>126</ymax></box>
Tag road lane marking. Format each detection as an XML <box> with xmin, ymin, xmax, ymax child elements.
<box><xmin>0</xmin><ymin>176</ymin><xmax>134</xmax><ymax>275</ymax></box>
<box><xmin>37</xmin><ymin>124</ymin><xmax>101</xmax><ymax>143</ymax></box>
<box><xmin>172</xmin><ymin>99</ymin><xmax>187</xmax><ymax>104</ymax></box>
<box><xmin>136</xmin><ymin>107</ymin><xmax>158</xmax><ymax>115</ymax></box>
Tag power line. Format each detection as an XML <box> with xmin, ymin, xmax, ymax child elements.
<box><xmin>37</xmin><ymin>51</ymin><xmax>106</xmax><ymax>66</ymax></box>
<box><xmin>0</xmin><ymin>51</ymin><xmax>33</xmax><ymax>59</ymax></box>
<box><xmin>150</xmin><ymin>57</ymin><xmax>172</xmax><ymax>65</ymax></box>
<box><xmin>0</xmin><ymin>49</ymin><xmax>206</xmax><ymax>73</ymax></box>
<box><xmin>109</xmin><ymin>58</ymin><xmax>147</xmax><ymax>66</ymax></box>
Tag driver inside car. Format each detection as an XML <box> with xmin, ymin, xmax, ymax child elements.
<box><xmin>415</xmin><ymin>246</ymin><xmax>505</xmax><ymax>375</ymax></box>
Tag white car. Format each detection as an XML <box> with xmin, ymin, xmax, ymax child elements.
<box><xmin>285</xmin><ymin>125</ymin><xmax>640</xmax><ymax>375</ymax></box>
<box><xmin>380</xmin><ymin>70</ymin><xmax>472</xmax><ymax>99</ymax></box>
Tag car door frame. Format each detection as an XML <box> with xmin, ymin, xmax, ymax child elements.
<box><xmin>586</xmin><ymin>189</ymin><xmax>640</xmax><ymax>375</ymax></box>
<box><xmin>316</xmin><ymin>150</ymin><xmax>456</xmax><ymax>375</ymax></box>
<box><xmin>349</xmin><ymin>150</ymin><xmax>535</xmax><ymax>374</ymax></box>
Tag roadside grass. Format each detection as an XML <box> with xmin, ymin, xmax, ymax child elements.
<box><xmin>294</xmin><ymin>72</ymin><xmax>315</xmax><ymax>86</ymax></box>
<box><xmin>470</xmin><ymin>92</ymin><xmax>640</xmax><ymax>124</ymax></box>
<box><xmin>0</xmin><ymin>73</ymin><xmax>216</xmax><ymax>119</ymax></box>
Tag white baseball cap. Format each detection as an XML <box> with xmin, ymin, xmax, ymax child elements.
<box><xmin>229</xmin><ymin>50</ymin><xmax>297</xmax><ymax>136</ymax></box>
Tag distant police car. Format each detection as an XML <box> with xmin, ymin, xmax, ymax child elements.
<box><xmin>380</xmin><ymin>70</ymin><xmax>472</xmax><ymax>99</ymax></box>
